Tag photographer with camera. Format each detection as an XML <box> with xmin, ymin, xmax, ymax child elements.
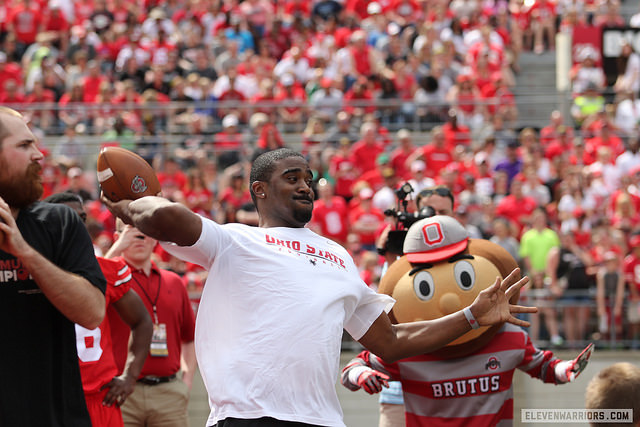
<box><xmin>377</xmin><ymin>184</ymin><xmax>450</xmax><ymax>260</ymax></box>
<box><xmin>415</xmin><ymin>185</ymin><xmax>454</xmax><ymax>216</ymax></box>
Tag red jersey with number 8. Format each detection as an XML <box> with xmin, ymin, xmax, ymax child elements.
<box><xmin>76</xmin><ymin>258</ymin><xmax>132</xmax><ymax>394</ymax></box>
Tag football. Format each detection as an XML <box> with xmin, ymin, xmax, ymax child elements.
<box><xmin>97</xmin><ymin>146</ymin><xmax>161</xmax><ymax>202</ymax></box>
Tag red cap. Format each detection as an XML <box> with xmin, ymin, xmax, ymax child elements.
<box><xmin>573</xmin><ymin>207</ymin><xmax>585</xmax><ymax>218</ymax></box>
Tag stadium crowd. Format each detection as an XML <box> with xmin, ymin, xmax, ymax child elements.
<box><xmin>2</xmin><ymin>0</ymin><xmax>640</xmax><ymax>350</ymax></box>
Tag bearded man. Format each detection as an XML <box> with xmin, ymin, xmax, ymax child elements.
<box><xmin>0</xmin><ymin>107</ymin><xmax>106</xmax><ymax>427</ymax></box>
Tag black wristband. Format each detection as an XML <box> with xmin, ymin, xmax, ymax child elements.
<box><xmin>376</xmin><ymin>247</ymin><xmax>387</xmax><ymax>256</ymax></box>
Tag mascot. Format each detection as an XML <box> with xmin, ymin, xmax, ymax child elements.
<box><xmin>342</xmin><ymin>215</ymin><xmax>593</xmax><ymax>426</ymax></box>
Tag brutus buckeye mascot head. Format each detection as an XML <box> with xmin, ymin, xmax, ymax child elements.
<box><xmin>379</xmin><ymin>215</ymin><xmax>520</xmax><ymax>358</ymax></box>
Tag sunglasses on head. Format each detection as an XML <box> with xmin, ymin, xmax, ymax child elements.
<box><xmin>420</xmin><ymin>187</ymin><xmax>452</xmax><ymax>198</ymax></box>
<box><xmin>418</xmin><ymin>186</ymin><xmax>454</xmax><ymax>204</ymax></box>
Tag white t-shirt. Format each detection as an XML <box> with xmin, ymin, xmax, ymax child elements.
<box><xmin>161</xmin><ymin>218</ymin><xmax>394</xmax><ymax>426</ymax></box>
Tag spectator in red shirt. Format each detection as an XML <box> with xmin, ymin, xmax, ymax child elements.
<box><xmin>262</xmin><ymin>18</ymin><xmax>290</xmax><ymax>60</ymax></box>
<box><xmin>251</xmin><ymin>78</ymin><xmax>278</xmax><ymax>117</ymax></box>
<box><xmin>484</xmin><ymin>72</ymin><xmax>517</xmax><ymax>122</ymax></box>
<box><xmin>568</xmin><ymin>138</ymin><xmax>595</xmax><ymax>166</ymax></box>
<box><xmin>24</xmin><ymin>79</ymin><xmax>56</xmax><ymax>130</ymax></box>
<box><xmin>184</xmin><ymin>168</ymin><xmax>215</xmax><ymax>218</ymax></box>
<box><xmin>310</xmin><ymin>178</ymin><xmax>350</xmax><ymax>245</ymax></box>
<box><xmin>360</xmin><ymin>153</ymin><xmax>394</xmax><ymax>192</ymax></box>
<box><xmin>282</xmin><ymin>0</ymin><xmax>311</xmax><ymax>22</ymax></box>
<box><xmin>212</xmin><ymin>114</ymin><xmax>244</xmax><ymax>169</ymax></box>
<box><xmin>363</xmin><ymin>113</ymin><xmax>392</xmax><ymax>146</ymax></box>
<box><xmin>329</xmin><ymin>139</ymin><xmax>359</xmax><ymax>201</ymax></box>
<box><xmin>390</xmin><ymin>129</ymin><xmax>416</xmax><ymax>181</ymax></box>
<box><xmin>385</xmin><ymin>0</ymin><xmax>423</xmax><ymax>26</ymax></box>
<box><xmin>41</xmin><ymin>2</ymin><xmax>70</xmax><ymax>51</ymax></box>
<box><xmin>82</xmin><ymin>60</ymin><xmax>107</xmax><ymax>103</ymax></box>
<box><xmin>446</xmin><ymin>73</ymin><xmax>486</xmax><ymax>131</ymax></box>
<box><xmin>343</xmin><ymin>77</ymin><xmax>376</xmax><ymax>120</ymax></box>
<box><xmin>110</xmin><ymin>0</ymin><xmax>136</xmax><ymax>24</ymax></box>
<box><xmin>585</xmin><ymin>123</ymin><xmax>625</xmax><ymax>160</ymax></box>
<box><xmin>406</xmin><ymin>126</ymin><xmax>453</xmax><ymax>179</ymax></box>
<box><xmin>545</xmin><ymin>126</ymin><xmax>574</xmax><ymax>161</ymax></box>
<box><xmin>466</xmin><ymin>24</ymin><xmax>505</xmax><ymax>74</ymax></box>
<box><xmin>0</xmin><ymin>52</ymin><xmax>22</xmax><ymax>91</ymax></box>
<box><xmin>275</xmin><ymin>73</ymin><xmax>307</xmax><ymax>130</ymax></box>
<box><xmin>495</xmin><ymin>178</ymin><xmax>539</xmax><ymax>233</ymax></box>
<box><xmin>623</xmin><ymin>235</ymin><xmax>640</xmax><ymax>348</ymax></box>
<box><xmin>217</xmin><ymin>69</ymin><xmax>247</xmax><ymax>122</ymax></box>
<box><xmin>7</xmin><ymin>0</ymin><xmax>43</xmax><ymax>52</ymax></box>
<box><xmin>254</xmin><ymin>115</ymin><xmax>285</xmax><ymax>153</ymax></box>
<box><xmin>359</xmin><ymin>250</ymin><xmax>381</xmax><ymax>289</ymax></box>
<box><xmin>348</xmin><ymin>186</ymin><xmax>386</xmax><ymax>250</ymax></box>
<box><xmin>348</xmin><ymin>30</ymin><xmax>377</xmax><ymax>80</ymax></box>
<box><xmin>349</xmin><ymin>122</ymin><xmax>385</xmax><ymax>175</ymax></box>
<box><xmin>157</xmin><ymin>157</ymin><xmax>189</xmax><ymax>194</ymax></box>
<box><xmin>442</xmin><ymin>109</ymin><xmax>471</xmax><ymax>149</ymax></box>
<box><xmin>219</xmin><ymin>169</ymin><xmax>252</xmax><ymax>223</ymax></box>
<box><xmin>147</xmin><ymin>28</ymin><xmax>178</xmax><ymax>68</ymax></box>
<box><xmin>0</xmin><ymin>78</ymin><xmax>25</xmax><ymax>104</ymax></box>
<box><xmin>540</xmin><ymin>110</ymin><xmax>574</xmax><ymax>147</ymax></box>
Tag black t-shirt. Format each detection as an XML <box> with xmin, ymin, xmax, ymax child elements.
<box><xmin>0</xmin><ymin>202</ymin><xmax>106</xmax><ymax>426</ymax></box>
<box><xmin>557</xmin><ymin>247</ymin><xmax>592</xmax><ymax>290</ymax></box>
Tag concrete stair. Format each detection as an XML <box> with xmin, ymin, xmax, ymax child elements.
<box><xmin>513</xmin><ymin>49</ymin><xmax>564</xmax><ymax>130</ymax></box>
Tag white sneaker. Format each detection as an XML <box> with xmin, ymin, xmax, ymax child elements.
<box><xmin>551</xmin><ymin>335</ymin><xmax>564</xmax><ymax>346</ymax></box>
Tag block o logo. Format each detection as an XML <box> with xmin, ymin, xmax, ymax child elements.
<box><xmin>421</xmin><ymin>221</ymin><xmax>445</xmax><ymax>246</ymax></box>
<box><xmin>131</xmin><ymin>176</ymin><xmax>148</xmax><ymax>194</ymax></box>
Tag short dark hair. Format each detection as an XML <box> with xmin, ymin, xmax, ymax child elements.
<box><xmin>43</xmin><ymin>191</ymin><xmax>87</xmax><ymax>223</ymax></box>
<box><xmin>43</xmin><ymin>191</ymin><xmax>84</xmax><ymax>205</ymax></box>
<box><xmin>249</xmin><ymin>148</ymin><xmax>305</xmax><ymax>205</ymax></box>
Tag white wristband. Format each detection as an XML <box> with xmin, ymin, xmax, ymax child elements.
<box><xmin>463</xmin><ymin>307</ymin><xmax>480</xmax><ymax>329</ymax></box>
<box><xmin>348</xmin><ymin>366</ymin><xmax>372</xmax><ymax>385</ymax></box>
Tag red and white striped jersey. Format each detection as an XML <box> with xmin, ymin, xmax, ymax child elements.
<box><xmin>342</xmin><ymin>324</ymin><xmax>565</xmax><ymax>427</ymax></box>
<box><xmin>76</xmin><ymin>257</ymin><xmax>132</xmax><ymax>394</ymax></box>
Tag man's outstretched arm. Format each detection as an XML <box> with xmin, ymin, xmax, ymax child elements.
<box><xmin>101</xmin><ymin>195</ymin><xmax>202</xmax><ymax>246</ymax></box>
<box><xmin>359</xmin><ymin>268</ymin><xmax>535</xmax><ymax>363</ymax></box>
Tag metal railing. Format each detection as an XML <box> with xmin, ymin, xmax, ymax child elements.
<box><xmin>6</xmin><ymin>92</ymin><xmax>575</xmax><ymax>137</ymax></box>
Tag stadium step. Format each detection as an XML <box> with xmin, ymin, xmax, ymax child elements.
<box><xmin>514</xmin><ymin>50</ymin><xmax>562</xmax><ymax>129</ymax></box>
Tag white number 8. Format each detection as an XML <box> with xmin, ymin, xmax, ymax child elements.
<box><xmin>75</xmin><ymin>324</ymin><xmax>103</xmax><ymax>362</ymax></box>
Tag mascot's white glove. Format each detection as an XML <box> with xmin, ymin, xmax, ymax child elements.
<box><xmin>348</xmin><ymin>366</ymin><xmax>390</xmax><ymax>394</ymax></box>
<box><xmin>554</xmin><ymin>343</ymin><xmax>594</xmax><ymax>383</ymax></box>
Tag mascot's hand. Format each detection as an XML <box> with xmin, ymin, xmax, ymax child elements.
<box><xmin>349</xmin><ymin>366</ymin><xmax>390</xmax><ymax>394</ymax></box>
<box><xmin>555</xmin><ymin>343</ymin><xmax>594</xmax><ymax>383</ymax></box>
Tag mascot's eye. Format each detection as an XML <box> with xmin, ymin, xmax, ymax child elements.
<box><xmin>453</xmin><ymin>260</ymin><xmax>475</xmax><ymax>290</ymax></box>
<box><xmin>413</xmin><ymin>271</ymin><xmax>435</xmax><ymax>301</ymax></box>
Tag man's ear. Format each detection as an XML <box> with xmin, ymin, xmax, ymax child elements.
<box><xmin>251</xmin><ymin>181</ymin><xmax>267</xmax><ymax>199</ymax></box>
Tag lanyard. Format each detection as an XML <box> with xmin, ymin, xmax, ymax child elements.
<box><xmin>132</xmin><ymin>272</ymin><xmax>162</xmax><ymax>324</ymax></box>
